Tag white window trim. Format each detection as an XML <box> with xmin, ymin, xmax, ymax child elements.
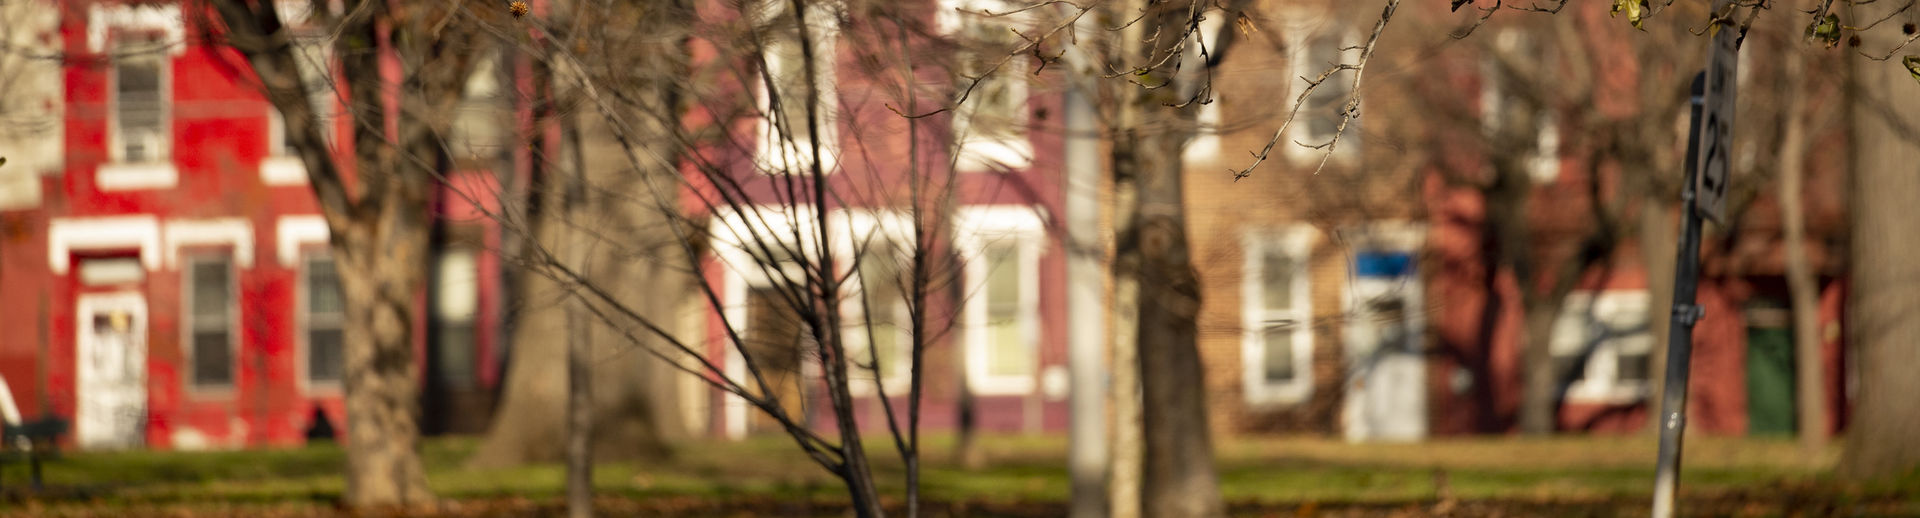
<box><xmin>836</xmin><ymin>210</ymin><xmax>917</xmax><ymax>395</ymax></box>
<box><xmin>954</xmin><ymin>206</ymin><xmax>1046</xmax><ymax>396</ymax></box>
<box><xmin>1480</xmin><ymin>30</ymin><xmax>1562</xmax><ymax>184</ymax></box>
<box><xmin>299</xmin><ymin>252</ymin><xmax>344</xmax><ymax>393</ymax></box>
<box><xmin>98</xmin><ymin>7</ymin><xmax>179</xmax><ymax>189</ymax></box>
<box><xmin>754</xmin><ymin>2</ymin><xmax>840</xmax><ymax>175</ymax></box>
<box><xmin>1242</xmin><ymin>224</ymin><xmax>1316</xmax><ymax>406</ymax></box>
<box><xmin>276</xmin><ymin>215</ymin><xmax>331</xmax><ymax>268</ymax></box>
<box><xmin>940</xmin><ymin>0</ymin><xmax>1035</xmax><ymax>173</ymax></box>
<box><xmin>1552</xmin><ymin>290</ymin><xmax>1655</xmax><ymax>404</ymax></box>
<box><xmin>164</xmin><ymin>219</ymin><xmax>254</xmax><ymax>270</ymax></box>
<box><xmin>1282</xmin><ymin>11</ymin><xmax>1360</xmax><ymax>164</ymax></box>
<box><xmin>87</xmin><ymin>4</ymin><xmax>185</xmax><ymax>56</ymax></box>
<box><xmin>181</xmin><ymin>253</ymin><xmax>238</xmax><ymax>395</ymax></box>
<box><xmin>49</xmin><ymin>216</ymin><xmax>162</xmax><ymax>274</ymax></box>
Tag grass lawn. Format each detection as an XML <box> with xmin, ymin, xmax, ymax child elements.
<box><xmin>2</xmin><ymin>433</ymin><xmax>1915</xmax><ymax>516</ymax></box>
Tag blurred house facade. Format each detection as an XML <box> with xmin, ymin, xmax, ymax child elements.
<box><xmin>1186</xmin><ymin>0</ymin><xmax>1853</xmax><ymax>440</ymax></box>
<box><xmin>0</xmin><ymin>0</ymin><xmax>511</xmax><ymax>450</ymax></box>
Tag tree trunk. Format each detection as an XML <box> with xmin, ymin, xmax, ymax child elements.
<box><xmin>1126</xmin><ymin>102</ymin><xmax>1223</xmax><ymax>518</ymax></box>
<box><xmin>1107</xmin><ymin>179</ymin><xmax>1142</xmax><ymax>518</ymax></box>
<box><xmin>1838</xmin><ymin>6</ymin><xmax>1920</xmax><ymax>478</ymax></box>
<box><xmin>1775</xmin><ymin>67</ymin><xmax>1827</xmax><ymax>451</ymax></box>
<box><xmin>335</xmin><ymin>221</ymin><xmax>435</xmax><ymax>507</ymax></box>
<box><xmin>1516</xmin><ymin>293</ymin><xmax>1561</xmax><ymax>435</ymax></box>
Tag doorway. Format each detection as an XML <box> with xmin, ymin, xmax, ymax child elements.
<box><xmin>76</xmin><ymin>291</ymin><xmax>149</xmax><ymax>450</ymax></box>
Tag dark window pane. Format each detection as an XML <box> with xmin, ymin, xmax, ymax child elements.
<box><xmin>1618</xmin><ymin>352</ymin><xmax>1650</xmax><ymax>383</ymax></box>
<box><xmin>308</xmin><ymin>257</ymin><xmax>342</xmax><ymax>315</ymax></box>
<box><xmin>193</xmin><ymin>330</ymin><xmax>232</xmax><ymax>387</ymax></box>
<box><xmin>1262</xmin><ymin>326</ymin><xmax>1295</xmax><ymax>383</ymax></box>
<box><xmin>192</xmin><ymin>261</ymin><xmax>230</xmax><ymax>321</ymax></box>
<box><xmin>433</xmin><ymin>323</ymin><xmax>475</xmax><ymax>388</ymax></box>
<box><xmin>309</xmin><ymin>328</ymin><xmax>344</xmax><ymax>383</ymax></box>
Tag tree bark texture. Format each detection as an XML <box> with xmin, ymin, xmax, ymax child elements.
<box><xmin>1124</xmin><ymin>91</ymin><xmax>1223</xmax><ymax>518</ymax></box>
<box><xmin>1839</xmin><ymin>3</ymin><xmax>1920</xmax><ymax>478</ymax></box>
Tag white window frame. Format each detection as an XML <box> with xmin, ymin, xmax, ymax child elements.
<box><xmin>953</xmin><ymin>206</ymin><xmax>1045</xmax><ymax>396</ymax></box>
<box><xmin>99</xmin><ymin>20</ymin><xmax>178</xmax><ymax>191</ymax></box>
<box><xmin>1282</xmin><ymin>11</ymin><xmax>1360</xmax><ymax>164</ymax></box>
<box><xmin>1242</xmin><ymin>224</ymin><xmax>1316</xmax><ymax>406</ymax></box>
<box><xmin>182</xmin><ymin>253</ymin><xmax>237</xmax><ymax>394</ymax></box>
<box><xmin>299</xmin><ymin>251</ymin><xmax>345</xmax><ymax>392</ymax></box>
<box><xmin>940</xmin><ymin>0</ymin><xmax>1034</xmax><ymax>173</ymax></box>
<box><xmin>836</xmin><ymin>210</ymin><xmax>917</xmax><ymax>395</ymax></box>
<box><xmin>1550</xmin><ymin>290</ymin><xmax>1655</xmax><ymax>404</ymax></box>
<box><xmin>49</xmin><ymin>216</ymin><xmax>162</xmax><ymax>274</ymax></box>
<box><xmin>1479</xmin><ymin>30</ymin><xmax>1562</xmax><ymax>184</ymax></box>
<box><xmin>754</xmin><ymin>1</ymin><xmax>840</xmax><ymax>175</ymax></box>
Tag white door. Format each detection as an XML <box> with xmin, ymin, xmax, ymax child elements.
<box><xmin>76</xmin><ymin>292</ymin><xmax>148</xmax><ymax>450</ymax></box>
<box><xmin>1342</xmin><ymin>254</ymin><xmax>1428</xmax><ymax>442</ymax></box>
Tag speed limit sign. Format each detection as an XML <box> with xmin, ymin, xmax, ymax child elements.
<box><xmin>1693</xmin><ymin>9</ymin><xmax>1739</xmax><ymax>223</ymax></box>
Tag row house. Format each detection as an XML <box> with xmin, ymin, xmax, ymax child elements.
<box><xmin>0</xmin><ymin>0</ymin><xmax>512</xmax><ymax>450</ymax></box>
<box><xmin>1186</xmin><ymin>0</ymin><xmax>1853</xmax><ymax>440</ymax></box>
<box><xmin>679</xmin><ymin>0</ymin><xmax>1073</xmax><ymax>438</ymax></box>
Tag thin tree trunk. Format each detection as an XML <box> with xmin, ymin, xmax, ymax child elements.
<box><xmin>1838</xmin><ymin>3</ymin><xmax>1920</xmax><ymax>477</ymax></box>
<box><xmin>1107</xmin><ymin>184</ymin><xmax>1142</xmax><ymax>518</ymax></box>
<box><xmin>1775</xmin><ymin>65</ymin><xmax>1827</xmax><ymax>451</ymax></box>
<box><xmin>565</xmin><ymin>112</ymin><xmax>596</xmax><ymax>518</ymax></box>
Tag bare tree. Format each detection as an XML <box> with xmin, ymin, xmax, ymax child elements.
<box><xmin>204</xmin><ymin>0</ymin><xmax>495</xmax><ymax>506</ymax></box>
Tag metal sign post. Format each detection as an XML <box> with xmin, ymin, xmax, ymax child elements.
<box><xmin>1654</xmin><ymin>6</ymin><xmax>1740</xmax><ymax>515</ymax></box>
<box><xmin>1651</xmin><ymin>71</ymin><xmax>1707</xmax><ymax>518</ymax></box>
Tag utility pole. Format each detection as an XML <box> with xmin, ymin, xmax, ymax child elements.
<box><xmin>1061</xmin><ymin>6</ymin><xmax>1108</xmax><ymax>516</ymax></box>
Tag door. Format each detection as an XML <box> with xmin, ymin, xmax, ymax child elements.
<box><xmin>1342</xmin><ymin>251</ymin><xmax>1428</xmax><ymax>442</ymax></box>
<box><xmin>76</xmin><ymin>292</ymin><xmax>149</xmax><ymax>450</ymax></box>
<box><xmin>1744</xmin><ymin>302</ymin><xmax>1796</xmax><ymax>436</ymax></box>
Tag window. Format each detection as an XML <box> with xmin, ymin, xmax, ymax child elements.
<box><xmin>264</xmin><ymin>39</ymin><xmax>335</xmax><ymax>185</ymax></box>
<box><xmin>847</xmin><ymin>234</ymin><xmax>911</xmax><ymax>391</ymax></box>
<box><xmin>756</xmin><ymin>1</ymin><xmax>838</xmax><ymax>174</ymax></box>
<box><xmin>1550</xmin><ymin>290</ymin><xmax>1654</xmax><ymax>403</ymax></box>
<box><xmin>185</xmin><ymin>256</ymin><xmax>234</xmax><ymax>390</ymax></box>
<box><xmin>1285</xmin><ymin>25</ymin><xmax>1359</xmax><ymax>162</ymax></box>
<box><xmin>448</xmin><ymin>52</ymin><xmax>507</xmax><ymax>163</ymax></box>
<box><xmin>304</xmin><ymin>254</ymin><xmax>345</xmax><ymax>386</ymax></box>
<box><xmin>1479</xmin><ymin>30</ymin><xmax>1561</xmax><ymax>184</ymax></box>
<box><xmin>949</xmin><ymin>6</ymin><xmax>1032</xmax><ymax>172</ymax></box>
<box><xmin>1181</xmin><ymin>14</ymin><xmax>1227</xmax><ymax>164</ymax></box>
<box><xmin>432</xmin><ymin>248</ymin><xmax>479</xmax><ymax>389</ymax></box>
<box><xmin>955</xmin><ymin>207</ymin><xmax>1042</xmax><ymax>395</ymax></box>
<box><xmin>113</xmin><ymin>34</ymin><xmax>168</xmax><ymax>164</ymax></box>
<box><xmin>1243</xmin><ymin>226</ymin><xmax>1314</xmax><ymax>405</ymax></box>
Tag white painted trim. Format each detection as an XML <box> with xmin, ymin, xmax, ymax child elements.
<box><xmin>1551</xmin><ymin>290</ymin><xmax>1655</xmax><ymax>404</ymax></box>
<box><xmin>165</xmin><ymin>219</ymin><xmax>254</xmax><ymax>269</ymax></box>
<box><xmin>954</xmin><ymin>138</ymin><xmax>1034</xmax><ymax>173</ymax></box>
<box><xmin>260</xmin><ymin>156</ymin><xmax>308</xmax><ymax>185</ymax></box>
<box><xmin>277</xmin><ymin>215</ymin><xmax>331</xmax><ymax>267</ymax></box>
<box><xmin>1281</xmin><ymin>10</ymin><xmax>1359</xmax><ymax>164</ymax></box>
<box><xmin>753</xmin><ymin>2</ymin><xmax>840</xmax><ymax>176</ymax></box>
<box><xmin>835</xmin><ymin>210</ymin><xmax>917</xmax><ymax>395</ymax></box>
<box><xmin>49</xmin><ymin>216</ymin><xmax>162</xmax><ymax>274</ymax></box>
<box><xmin>1241</xmin><ymin>224</ymin><xmax>1317</xmax><ymax>406</ymax></box>
<box><xmin>953</xmin><ymin>205</ymin><xmax>1047</xmax><ymax>396</ymax></box>
<box><xmin>87</xmin><ymin>4</ymin><xmax>184</xmax><ymax>55</ymax></box>
<box><xmin>96</xmin><ymin>163</ymin><xmax>179</xmax><ymax>191</ymax></box>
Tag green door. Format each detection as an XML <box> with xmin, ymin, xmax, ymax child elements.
<box><xmin>1745</xmin><ymin>306</ymin><xmax>1796</xmax><ymax>436</ymax></box>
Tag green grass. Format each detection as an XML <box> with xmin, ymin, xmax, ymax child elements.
<box><xmin>2</xmin><ymin>433</ymin><xmax>1916</xmax><ymax>516</ymax></box>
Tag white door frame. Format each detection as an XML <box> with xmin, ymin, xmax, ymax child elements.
<box><xmin>75</xmin><ymin>291</ymin><xmax>149</xmax><ymax>449</ymax></box>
